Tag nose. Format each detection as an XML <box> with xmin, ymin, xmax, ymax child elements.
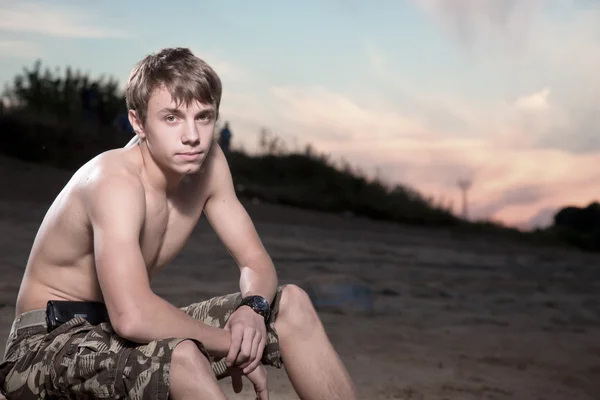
<box><xmin>182</xmin><ymin>121</ymin><xmax>200</xmax><ymax>145</ymax></box>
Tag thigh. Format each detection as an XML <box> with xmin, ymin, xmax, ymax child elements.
<box><xmin>30</xmin><ymin>318</ymin><xmax>204</xmax><ymax>400</ymax></box>
<box><xmin>1</xmin><ymin>326</ymin><xmax>47</xmax><ymax>400</ymax></box>
<box><xmin>2</xmin><ymin>317</ymin><xmax>121</xmax><ymax>400</ymax></box>
<box><xmin>50</xmin><ymin>319</ymin><xmax>130</xmax><ymax>399</ymax></box>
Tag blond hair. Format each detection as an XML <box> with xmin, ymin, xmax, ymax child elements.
<box><xmin>125</xmin><ymin>47</ymin><xmax>222</xmax><ymax>124</ymax></box>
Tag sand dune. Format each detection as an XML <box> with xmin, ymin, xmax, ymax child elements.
<box><xmin>1</xmin><ymin>155</ymin><xmax>599</xmax><ymax>399</ymax></box>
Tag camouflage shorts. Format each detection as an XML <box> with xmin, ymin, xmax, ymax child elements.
<box><xmin>0</xmin><ymin>286</ymin><xmax>286</xmax><ymax>400</ymax></box>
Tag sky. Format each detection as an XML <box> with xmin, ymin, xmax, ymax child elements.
<box><xmin>0</xmin><ymin>0</ymin><xmax>599</xmax><ymax>230</ymax></box>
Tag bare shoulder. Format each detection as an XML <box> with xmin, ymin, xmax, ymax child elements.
<box><xmin>80</xmin><ymin>148</ymin><xmax>146</xmax><ymax>224</ymax></box>
<box><xmin>202</xmin><ymin>143</ymin><xmax>235</xmax><ymax>196</ymax></box>
<box><xmin>82</xmin><ymin>149</ymin><xmax>143</xmax><ymax>193</ymax></box>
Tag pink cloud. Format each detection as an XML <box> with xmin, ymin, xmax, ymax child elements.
<box><xmin>219</xmin><ymin>81</ymin><xmax>600</xmax><ymax>229</ymax></box>
<box><xmin>211</xmin><ymin>2</ymin><xmax>600</xmax><ymax>229</ymax></box>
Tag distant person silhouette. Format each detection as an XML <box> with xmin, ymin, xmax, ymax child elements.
<box><xmin>218</xmin><ymin>121</ymin><xmax>232</xmax><ymax>152</ymax></box>
<box><xmin>81</xmin><ymin>83</ymin><xmax>100</xmax><ymax>124</ymax></box>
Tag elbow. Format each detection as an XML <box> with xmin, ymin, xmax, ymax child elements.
<box><xmin>106</xmin><ymin>293</ymin><xmax>153</xmax><ymax>342</ymax></box>
<box><xmin>111</xmin><ymin>310</ymin><xmax>142</xmax><ymax>341</ymax></box>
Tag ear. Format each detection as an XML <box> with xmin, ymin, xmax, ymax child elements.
<box><xmin>128</xmin><ymin>110</ymin><xmax>146</xmax><ymax>140</ymax></box>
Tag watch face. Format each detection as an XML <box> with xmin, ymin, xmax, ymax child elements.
<box><xmin>253</xmin><ymin>296</ymin><xmax>269</xmax><ymax>311</ymax></box>
<box><xmin>244</xmin><ymin>296</ymin><xmax>270</xmax><ymax>320</ymax></box>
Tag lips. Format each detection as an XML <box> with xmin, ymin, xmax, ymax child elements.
<box><xmin>177</xmin><ymin>151</ymin><xmax>202</xmax><ymax>161</ymax></box>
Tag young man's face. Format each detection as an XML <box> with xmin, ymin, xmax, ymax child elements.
<box><xmin>132</xmin><ymin>85</ymin><xmax>217</xmax><ymax>175</ymax></box>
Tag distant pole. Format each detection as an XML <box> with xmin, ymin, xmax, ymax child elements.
<box><xmin>457</xmin><ymin>178</ymin><xmax>472</xmax><ymax>220</ymax></box>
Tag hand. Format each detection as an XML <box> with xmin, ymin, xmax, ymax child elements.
<box><xmin>229</xmin><ymin>365</ymin><xmax>269</xmax><ymax>400</ymax></box>
<box><xmin>224</xmin><ymin>306</ymin><xmax>267</xmax><ymax>374</ymax></box>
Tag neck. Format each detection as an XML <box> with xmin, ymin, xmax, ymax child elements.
<box><xmin>137</xmin><ymin>141</ymin><xmax>184</xmax><ymax>195</ymax></box>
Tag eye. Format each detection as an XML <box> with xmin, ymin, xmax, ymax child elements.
<box><xmin>166</xmin><ymin>115</ymin><xmax>177</xmax><ymax>123</ymax></box>
<box><xmin>197</xmin><ymin>112</ymin><xmax>213</xmax><ymax>122</ymax></box>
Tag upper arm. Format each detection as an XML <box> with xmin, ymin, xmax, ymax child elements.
<box><xmin>203</xmin><ymin>145</ymin><xmax>269</xmax><ymax>267</ymax></box>
<box><xmin>85</xmin><ymin>173</ymin><xmax>150</xmax><ymax>327</ymax></box>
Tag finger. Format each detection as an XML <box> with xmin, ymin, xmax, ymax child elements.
<box><xmin>235</xmin><ymin>328</ymin><xmax>255</xmax><ymax>366</ymax></box>
<box><xmin>252</xmin><ymin>367</ymin><xmax>269</xmax><ymax>400</ymax></box>
<box><xmin>257</xmin><ymin>334</ymin><xmax>266</xmax><ymax>362</ymax></box>
<box><xmin>231</xmin><ymin>369</ymin><xmax>244</xmax><ymax>394</ymax></box>
<box><xmin>240</xmin><ymin>331</ymin><xmax>262</xmax><ymax>370</ymax></box>
<box><xmin>244</xmin><ymin>335</ymin><xmax>265</xmax><ymax>374</ymax></box>
<box><xmin>257</xmin><ymin>387</ymin><xmax>269</xmax><ymax>400</ymax></box>
<box><xmin>226</xmin><ymin>327</ymin><xmax>243</xmax><ymax>366</ymax></box>
<box><xmin>250</xmin><ymin>331</ymin><xmax>261</xmax><ymax>361</ymax></box>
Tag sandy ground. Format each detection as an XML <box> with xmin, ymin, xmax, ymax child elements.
<box><xmin>1</xmin><ymin>155</ymin><xmax>600</xmax><ymax>399</ymax></box>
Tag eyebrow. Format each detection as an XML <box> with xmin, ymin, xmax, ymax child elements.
<box><xmin>159</xmin><ymin>107</ymin><xmax>183</xmax><ymax>114</ymax></box>
<box><xmin>158</xmin><ymin>107</ymin><xmax>215</xmax><ymax>115</ymax></box>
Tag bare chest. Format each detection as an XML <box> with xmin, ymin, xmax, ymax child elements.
<box><xmin>139</xmin><ymin>193</ymin><xmax>205</xmax><ymax>271</ymax></box>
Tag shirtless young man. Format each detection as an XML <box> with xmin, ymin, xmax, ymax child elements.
<box><xmin>0</xmin><ymin>47</ymin><xmax>357</xmax><ymax>400</ymax></box>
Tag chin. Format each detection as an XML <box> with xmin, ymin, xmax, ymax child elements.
<box><xmin>183</xmin><ymin>168</ymin><xmax>201</xmax><ymax>175</ymax></box>
<box><xmin>182</xmin><ymin>163</ymin><xmax>204</xmax><ymax>175</ymax></box>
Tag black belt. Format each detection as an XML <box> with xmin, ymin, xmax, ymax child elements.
<box><xmin>10</xmin><ymin>301</ymin><xmax>110</xmax><ymax>335</ymax></box>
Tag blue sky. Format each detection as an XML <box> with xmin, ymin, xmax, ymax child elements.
<box><xmin>1</xmin><ymin>0</ymin><xmax>599</xmax><ymax>228</ymax></box>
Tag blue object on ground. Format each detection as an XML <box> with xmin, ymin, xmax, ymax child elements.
<box><xmin>303</xmin><ymin>274</ymin><xmax>375</xmax><ymax>316</ymax></box>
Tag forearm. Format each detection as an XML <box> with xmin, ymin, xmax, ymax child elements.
<box><xmin>239</xmin><ymin>255</ymin><xmax>278</xmax><ymax>303</ymax></box>
<box><xmin>118</xmin><ymin>292</ymin><xmax>231</xmax><ymax>357</ymax></box>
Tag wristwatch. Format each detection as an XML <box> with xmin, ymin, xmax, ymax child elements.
<box><xmin>237</xmin><ymin>295</ymin><xmax>271</xmax><ymax>323</ymax></box>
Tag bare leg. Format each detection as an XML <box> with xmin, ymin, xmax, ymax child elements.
<box><xmin>275</xmin><ymin>285</ymin><xmax>358</xmax><ymax>400</ymax></box>
<box><xmin>169</xmin><ymin>340</ymin><xmax>229</xmax><ymax>400</ymax></box>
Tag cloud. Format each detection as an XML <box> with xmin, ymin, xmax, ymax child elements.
<box><xmin>414</xmin><ymin>0</ymin><xmax>600</xmax><ymax>156</ymax></box>
<box><xmin>525</xmin><ymin>207</ymin><xmax>557</xmax><ymax>229</ymax></box>
<box><xmin>514</xmin><ymin>88</ymin><xmax>550</xmax><ymax>112</ymax></box>
<box><xmin>211</xmin><ymin>2</ymin><xmax>600</xmax><ymax>228</ymax></box>
<box><xmin>0</xmin><ymin>40</ymin><xmax>41</xmax><ymax>58</ymax></box>
<box><xmin>217</xmin><ymin>71</ymin><xmax>600</xmax><ymax>228</ymax></box>
<box><xmin>474</xmin><ymin>184</ymin><xmax>548</xmax><ymax>218</ymax></box>
<box><xmin>269</xmin><ymin>85</ymin><xmax>432</xmax><ymax>143</ymax></box>
<box><xmin>466</xmin><ymin>148</ymin><xmax>600</xmax><ymax>225</ymax></box>
<box><xmin>414</xmin><ymin>0</ymin><xmax>544</xmax><ymax>55</ymax></box>
<box><xmin>0</xmin><ymin>1</ymin><xmax>129</xmax><ymax>38</ymax></box>
<box><xmin>536</xmin><ymin>104</ymin><xmax>600</xmax><ymax>153</ymax></box>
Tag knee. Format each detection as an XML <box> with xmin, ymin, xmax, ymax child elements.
<box><xmin>276</xmin><ymin>284</ymin><xmax>320</xmax><ymax>335</ymax></box>
<box><xmin>171</xmin><ymin>340</ymin><xmax>212</xmax><ymax>376</ymax></box>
